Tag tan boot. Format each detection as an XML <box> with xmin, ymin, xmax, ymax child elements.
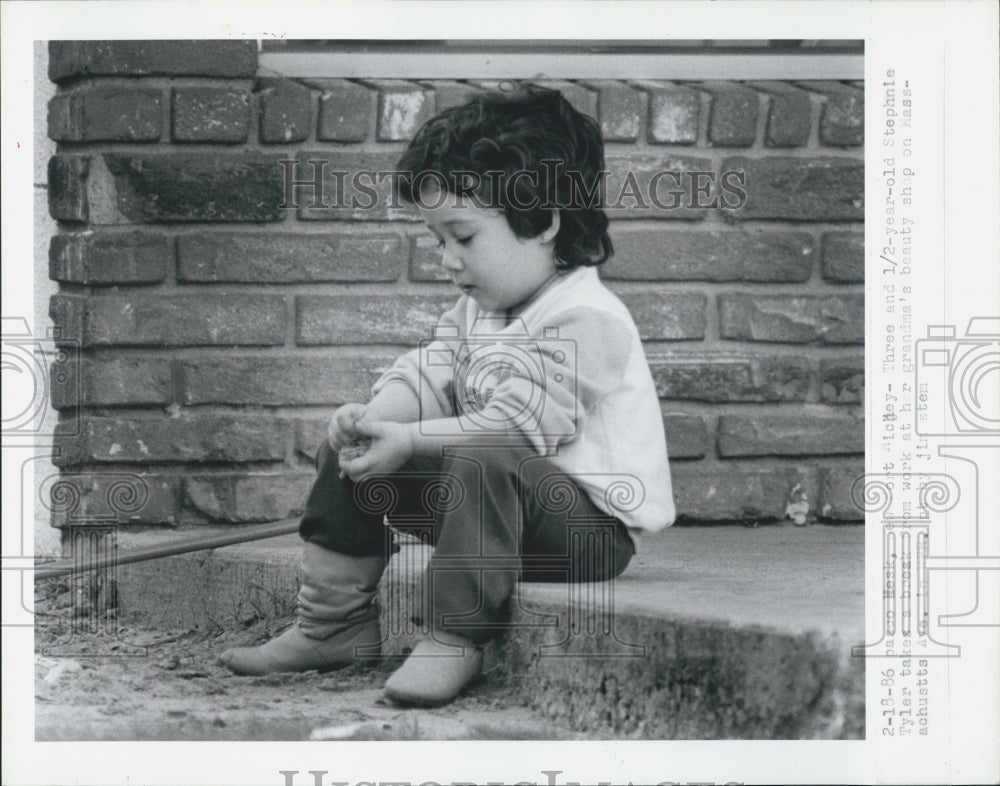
<box><xmin>383</xmin><ymin>630</ymin><xmax>483</xmax><ymax>706</ymax></box>
<box><xmin>219</xmin><ymin>543</ymin><xmax>385</xmax><ymax>675</ymax></box>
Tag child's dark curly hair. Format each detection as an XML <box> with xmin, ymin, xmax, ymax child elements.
<box><xmin>395</xmin><ymin>84</ymin><xmax>613</xmax><ymax>270</ymax></box>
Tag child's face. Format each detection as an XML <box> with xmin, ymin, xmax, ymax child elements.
<box><xmin>417</xmin><ymin>184</ymin><xmax>558</xmax><ymax>314</ymax></box>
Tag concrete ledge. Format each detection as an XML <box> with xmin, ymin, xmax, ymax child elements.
<box><xmin>115</xmin><ymin>524</ymin><xmax>864</xmax><ymax>739</ymax></box>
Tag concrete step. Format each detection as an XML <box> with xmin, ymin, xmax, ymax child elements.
<box><xmin>109</xmin><ymin>523</ymin><xmax>864</xmax><ymax>739</ymax></box>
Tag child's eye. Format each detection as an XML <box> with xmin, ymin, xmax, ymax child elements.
<box><xmin>456</xmin><ymin>235</ymin><xmax>475</xmax><ymax>247</ymax></box>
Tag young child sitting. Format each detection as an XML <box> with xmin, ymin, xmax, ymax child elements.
<box><xmin>219</xmin><ymin>85</ymin><xmax>676</xmax><ymax>706</ymax></box>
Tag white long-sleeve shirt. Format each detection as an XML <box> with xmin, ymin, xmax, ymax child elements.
<box><xmin>372</xmin><ymin>266</ymin><xmax>676</xmax><ymax>533</ymax></box>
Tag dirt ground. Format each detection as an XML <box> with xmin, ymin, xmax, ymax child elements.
<box><xmin>33</xmin><ymin>577</ymin><xmax>583</xmax><ymax>742</ymax></box>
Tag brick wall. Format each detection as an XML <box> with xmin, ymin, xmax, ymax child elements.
<box><xmin>46</xmin><ymin>41</ymin><xmax>864</xmax><ymax>532</ymax></box>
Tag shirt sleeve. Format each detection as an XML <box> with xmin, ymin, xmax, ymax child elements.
<box><xmin>461</xmin><ymin>307</ymin><xmax>634</xmax><ymax>454</ymax></box>
<box><xmin>371</xmin><ymin>297</ymin><xmax>467</xmax><ymax>421</ymax></box>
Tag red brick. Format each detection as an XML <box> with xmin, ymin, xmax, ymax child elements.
<box><xmin>179</xmin><ymin>353</ymin><xmax>398</xmax><ymax>406</ymax></box>
<box><xmin>172</xmin><ymin>88</ymin><xmax>250</xmax><ymax>143</ymax></box>
<box><xmin>52</xmin><ymin>357</ymin><xmax>172</xmax><ymax>409</ymax></box>
<box><xmin>648</xmin><ymin>354</ymin><xmax>811</xmax><ymax>402</ymax></box>
<box><xmin>662</xmin><ymin>413</ymin><xmax>708</xmax><ymax>459</ymax></box>
<box><xmin>47</xmin><ymin>352</ymin><xmax>82</xmax><ymax>414</ymax></box>
<box><xmin>531</xmin><ymin>80</ymin><xmax>597</xmax><ymax>119</ymax></box>
<box><xmin>719</xmin><ymin>294</ymin><xmax>864</xmax><ymax>344</ymax></box>
<box><xmin>819</xmin><ymin>356</ymin><xmax>865</xmax><ymax>403</ymax></box>
<box><xmin>749</xmin><ymin>82</ymin><xmax>813</xmax><ymax>148</ymax></box>
<box><xmin>49</xmin><ymin>232</ymin><xmax>170</xmax><ymax>285</ymax></box>
<box><xmin>717</xmin><ymin>414</ymin><xmax>864</xmax><ymax>457</ymax></box>
<box><xmin>48</xmin><ymin>377</ymin><xmax>86</xmax><ymax>420</ymax></box>
<box><xmin>409</xmin><ymin>233</ymin><xmax>449</xmax><ymax>282</ymax></box>
<box><xmin>641</xmin><ymin>83</ymin><xmax>701</xmax><ymax>144</ymax></box>
<box><xmin>605</xmin><ymin>154</ymin><xmax>713</xmax><ymax>220</ymax></box>
<box><xmin>371</xmin><ymin>80</ymin><xmax>433</xmax><ymax>142</ymax></box>
<box><xmin>183</xmin><ymin>473</ymin><xmax>315</xmax><ymax>523</ymax></box>
<box><xmin>818</xmin><ymin>465</ymin><xmax>866</xmax><ymax>521</ymax></box>
<box><xmin>671</xmin><ymin>466</ymin><xmax>818</xmax><ymax>522</ymax></box>
<box><xmin>588</xmin><ymin>81</ymin><xmax>641</xmax><ymax>142</ymax></box>
<box><xmin>768</xmin><ymin>96</ymin><xmax>812</xmax><ymax>147</ymax></box>
<box><xmin>295</xmin><ymin>151</ymin><xmax>416</xmax><ymax>222</ymax></box>
<box><xmin>74</xmin><ymin>294</ymin><xmax>286</xmax><ymax>347</ymax></box>
<box><xmin>48</xmin><ymin>155</ymin><xmax>89</xmax><ymax>222</ymax></box>
<box><xmin>258</xmin><ymin>79</ymin><xmax>312</xmax><ymax>144</ymax></box>
<box><xmin>821</xmin><ymin>232</ymin><xmax>864</xmax><ymax>283</ymax></box>
<box><xmin>604</xmin><ymin>228</ymin><xmax>813</xmax><ymax>282</ymax></box>
<box><xmin>48</xmin><ymin>88</ymin><xmax>162</xmax><ymax>142</ymax></box>
<box><xmin>617</xmin><ymin>292</ymin><xmax>707</xmax><ymax>340</ymax></box>
<box><xmin>721</xmin><ymin>156</ymin><xmax>864</xmax><ymax>221</ymax></box>
<box><xmin>177</xmin><ymin>232</ymin><xmax>403</xmax><ymax>283</ymax></box>
<box><xmin>49</xmin><ymin>294</ymin><xmax>86</xmax><ymax>347</ymax></box>
<box><xmin>101</xmin><ymin>153</ymin><xmax>286</xmax><ymax>222</ymax></box>
<box><xmin>703</xmin><ymin>84</ymin><xmax>759</xmax><ymax>147</ymax></box>
<box><xmin>45</xmin><ymin>471</ymin><xmax>178</xmax><ymax>526</ymax></box>
<box><xmin>49</xmin><ymin>41</ymin><xmax>257</xmax><ymax>82</ymax></box>
<box><xmin>54</xmin><ymin>415</ymin><xmax>287</xmax><ymax>466</ymax></box>
<box><xmin>799</xmin><ymin>81</ymin><xmax>864</xmax><ymax>147</ymax></box>
<box><xmin>429</xmin><ymin>80</ymin><xmax>481</xmax><ymax>112</ymax></box>
<box><xmin>296</xmin><ymin>294</ymin><xmax>454</xmax><ymax>346</ymax></box>
<box><xmin>317</xmin><ymin>80</ymin><xmax>372</xmax><ymax>142</ymax></box>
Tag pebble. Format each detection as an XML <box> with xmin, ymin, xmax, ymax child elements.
<box><xmin>43</xmin><ymin>659</ymin><xmax>82</xmax><ymax>685</ymax></box>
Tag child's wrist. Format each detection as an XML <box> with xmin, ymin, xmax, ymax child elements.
<box><xmin>405</xmin><ymin>422</ymin><xmax>421</xmax><ymax>456</ymax></box>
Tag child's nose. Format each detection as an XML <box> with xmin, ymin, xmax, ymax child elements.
<box><xmin>440</xmin><ymin>246</ymin><xmax>464</xmax><ymax>271</ymax></box>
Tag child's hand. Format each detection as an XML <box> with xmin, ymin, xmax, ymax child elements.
<box><xmin>328</xmin><ymin>403</ymin><xmax>367</xmax><ymax>450</ymax></box>
<box><xmin>337</xmin><ymin>439</ymin><xmax>371</xmax><ymax>463</ymax></box>
<box><xmin>338</xmin><ymin>419</ymin><xmax>414</xmax><ymax>481</ymax></box>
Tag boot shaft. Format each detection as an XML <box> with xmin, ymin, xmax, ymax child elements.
<box><xmin>297</xmin><ymin>543</ymin><xmax>387</xmax><ymax>635</ymax></box>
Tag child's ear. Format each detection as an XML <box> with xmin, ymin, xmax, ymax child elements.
<box><xmin>539</xmin><ymin>210</ymin><xmax>560</xmax><ymax>244</ymax></box>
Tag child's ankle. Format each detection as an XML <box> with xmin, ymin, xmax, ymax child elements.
<box><xmin>429</xmin><ymin>629</ymin><xmax>476</xmax><ymax>648</ymax></box>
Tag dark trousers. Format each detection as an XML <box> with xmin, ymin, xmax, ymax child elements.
<box><xmin>299</xmin><ymin>439</ymin><xmax>635</xmax><ymax>645</ymax></box>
